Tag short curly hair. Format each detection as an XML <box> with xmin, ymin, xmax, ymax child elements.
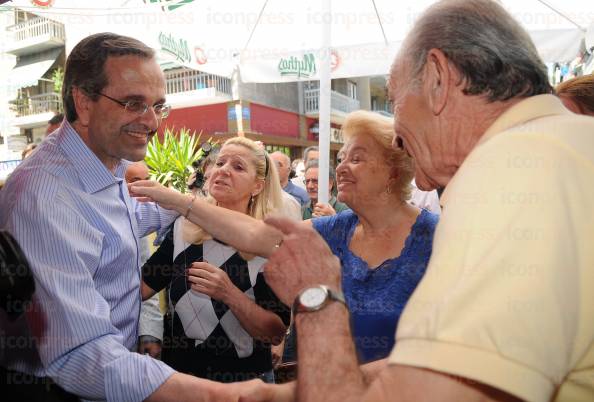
<box><xmin>341</xmin><ymin>110</ymin><xmax>414</xmax><ymax>201</ymax></box>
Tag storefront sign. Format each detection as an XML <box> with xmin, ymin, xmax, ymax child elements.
<box><xmin>278</xmin><ymin>53</ymin><xmax>316</xmax><ymax>78</ymax></box>
<box><xmin>159</xmin><ymin>32</ymin><xmax>192</xmax><ymax>64</ymax></box>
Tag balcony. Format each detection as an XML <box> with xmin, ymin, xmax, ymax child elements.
<box><xmin>10</xmin><ymin>93</ymin><xmax>62</xmax><ymax>128</ymax></box>
<box><xmin>5</xmin><ymin>17</ymin><xmax>65</xmax><ymax>56</ymax></box>
<box><xmin>303</xmin><ymin>88</ymin><xmax>360</xmax><ymax>119</ymax></box>
<box><xmin>164</xmin><ymin>68</ymin><xmax>232</xmax><ymax>108</ymax></box>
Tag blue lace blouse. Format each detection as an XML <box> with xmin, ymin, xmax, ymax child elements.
<box><xmin>312</xmin><ymin>209</ymin><xmax>439</xmax><ymax>362</ymax></box>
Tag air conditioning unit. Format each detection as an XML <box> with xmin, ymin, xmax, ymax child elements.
<box><xmin>330</xmin><ymin>128</ymin><xmax>343</xmax><ymax>143</ymax></box>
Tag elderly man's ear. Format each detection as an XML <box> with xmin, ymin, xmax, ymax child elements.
<box><xmin>423</xmin><ymin>48</ymin><xmax>453</xmax><ymax>116</ymax></box>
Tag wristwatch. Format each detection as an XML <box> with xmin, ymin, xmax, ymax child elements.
<box><xmin>292</xmin><ymin>285</ymin><xmax>347</xmax><ymax>315</ymax></box>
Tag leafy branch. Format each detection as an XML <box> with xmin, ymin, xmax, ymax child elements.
<box><xmin>145</xmin><ymin>127</ymin><xmax>215</xmax><ymax>193</ymax></box>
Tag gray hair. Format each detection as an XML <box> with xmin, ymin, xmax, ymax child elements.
<box><xmin>63</xmin><ymin>32</ymin><xmax>155</xmax><ymax>123</ymax></box>
<box><xmin>402</xmin><ymin>0</ymin><xmax>551</xmax><ymax>101</ymax></box>
<box><xmin>302</xmin><ymin>146</ymin><xmax>319</xmax><ymax>163</ymax></box>
<box><xmin>270</xmin><ymin>151</ymin><xmax>291</xmax><ymax>165</ymax></box>
<box><xmin>304</xmin><ymin>159</ymin><xmax>336</xmax><ymax>183</ymax></box>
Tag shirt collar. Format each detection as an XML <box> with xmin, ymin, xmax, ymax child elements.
<box><xmin>58</xmin><ymin>120</ymin><xmax>126</xmax><ymax>194</ymax></box>
<box><xmin>476</xmin><ymin>94</ymin><xmax>569</xmax><ymax>147</ymax></box>
<box><xmin>441</xmin><ymin>94</ymin><xmax>569</xmax><ymax>206</ymax></box>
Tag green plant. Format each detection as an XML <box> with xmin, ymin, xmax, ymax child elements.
<box><xmin>51</xmin><ymin>68</ymin><xmax>64</xmax><ymax>94</ymax></box>
<box><xmin>145</xmin><ymin>127</ymin><xmax>214</xmax><ymax>193</ymax></box>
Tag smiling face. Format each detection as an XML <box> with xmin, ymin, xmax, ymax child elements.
<box><xmin>207</xmin><ymin>144</ymin><xmax>264</xmax><ymax>212</ymax></box>
<box><xmin>77</xmin><ymin>55</ymin><xmax>166</xmax><ymax>170</ymax></box>
<box><xmin>335</xmin><ymin>134</ymin><xmax>392</xmax><ymax>208</ymax></box>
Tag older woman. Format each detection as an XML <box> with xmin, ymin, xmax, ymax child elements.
<box><xmin>139</xmin><ymin>137</ymin><xmax>290</xmax><ymax>383</ymax></box>
<box><xmin>132</xmin><ymin>111</ymin><xmax>438</xmax><ymax>363</ymax></box>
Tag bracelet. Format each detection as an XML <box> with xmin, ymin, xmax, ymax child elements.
<box><xmin>184</xmin><ymin>193</ymin><xmax>197</xmax><ymax>218</ymax></box>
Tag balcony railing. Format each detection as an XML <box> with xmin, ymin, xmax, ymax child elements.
<box><xmin>8</xmin><ymin>17</ymin><xmax>65</xmax><ymax>43</ymax></box>
<box><xmin>304</xmin><ymin>88</ymin><xmax>360</xmax><ymax>115</ymax></box>
<box><xmin>164</xmin><ymin>69</ymin><xmax>232</xmax><ymax>96</ymax></box>
<box><xmin>11</xmin><ymin>93</ymin><xmax>62</xmax><ymax>117</ymax></box>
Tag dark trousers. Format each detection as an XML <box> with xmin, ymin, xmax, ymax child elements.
<box><xmin>0</xmin><ymin>366</ymin><xmax>79</xmax><ymax>402</ymax></box>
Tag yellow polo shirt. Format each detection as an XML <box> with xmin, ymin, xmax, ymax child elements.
<box><xmin>389</xmin><ymin>95</ymin><xmax>594</xmax><ymax>402</ymax></box>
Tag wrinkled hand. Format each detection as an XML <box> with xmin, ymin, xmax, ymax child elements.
<box><xmin>263</xmin><ymin>216</ymin><xmax>341</xmax><ymax>306</ymax></box>
<box><xmin>236</xmin><ymin>379</ymin><xmax>296</xmax><ymax>402</ymax></box>
<box><xmin>312</xmin><ymin>202</ymin><xmax>336</xmax><ymax>217</ymax></box>
<box><xmin>187</xmin><ymin>261</ymin><xmax>238</xmax><ymax>303</ymax></box>
<box><xmin>129</xmin><ymin>179</ymin><xmax>185</xmax><ymax>211</ymax></box>
<box><xmin>138</xmin><ymin>341</ymin><xmax>162</xmax><ymax>358</ymax></box>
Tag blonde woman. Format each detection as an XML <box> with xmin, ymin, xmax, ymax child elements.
<box><xmin>132</xmin><ymin>111</ymin><xmax>439</xmax><ymax>363</ymax></box>
<box><xmin>139</xmin><ymin>137</ymin><xmax>290</xmax><ymax>383</ymax></box>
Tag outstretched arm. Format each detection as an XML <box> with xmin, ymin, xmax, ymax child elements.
<box><xmin>130</xmin><ymin>180</ymin><xmax>285</xmax><ymax>257</ymax></box>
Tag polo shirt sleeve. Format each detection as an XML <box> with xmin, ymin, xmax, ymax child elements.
<box><xmin>388</xmin><ymin>134</ymin><xmax>594</xmax><ymax>402</ymax></box>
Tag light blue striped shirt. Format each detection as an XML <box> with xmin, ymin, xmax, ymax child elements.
<box><xmin>0</xmin><ymin>121</ymin><xmax>177</xmax><ymax>401</ymax></box>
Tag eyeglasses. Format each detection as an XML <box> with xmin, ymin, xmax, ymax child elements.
<box><xmin>96</xmin><ymin>93</ymin><xmax>171</xmax><ymax>119</ymax></box>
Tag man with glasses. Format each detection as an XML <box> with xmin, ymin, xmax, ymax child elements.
<box><xmin>0</xmin><ymin>33</ymin><xmax>239</xmax><ymax>402</ymax></box>
<box><xmin>301</xmin><ymin>160</ymin><xmax>348</xmax><ymax>220</ymax></box>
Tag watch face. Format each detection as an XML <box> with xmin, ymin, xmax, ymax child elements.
<box><xmin>300</xmin><ymin>287</ymin><xmax>326</xmax><ymax>308</ymax></box>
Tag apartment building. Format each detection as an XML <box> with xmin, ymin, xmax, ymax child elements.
<box><xmin>0</xmin><ymin>6</ymin><xmax>393</xmax><ymax>165</ymax></box>
<box><xmin>1</xmin><ymin>8</ymin><xmax>65</xmax><ymax>156</ymax></box>
<box><xmin>160</xmin><ymin>69</ymin><xmax>392</xmax><ymax>161</ymax></box>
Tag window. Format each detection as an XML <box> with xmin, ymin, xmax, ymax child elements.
<box><xmin>347</xmin><ymin>81</ymin><xmax>357</xmax><ymax>100</ymax></box>
<box><xmin>25</xmin><ymin>129</ymin><xmax>33</xmax><ymax>144</ymax></box>
<box><xmin>265</xmin><ymin>145</ymin><xmax>291</xmax><ymax>156</ymax></box>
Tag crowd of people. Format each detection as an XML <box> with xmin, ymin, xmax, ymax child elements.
<box><xmin>0</xmin><ymin>0</ymin><xmax>593</xmax><ymax>401</ymax></box>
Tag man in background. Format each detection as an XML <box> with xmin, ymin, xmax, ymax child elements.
<box><xmin>270</xmin><ymin>151</ymin><xmax>309</xmax><ymax>207</ymax></box>
<box><xmin>45</xmin><ymin>113</ymin><xmax>63</xmax><ymax>136</ymax></box>
<box><xmin>302</xmin><ymin>159</ymin><xmax>348</xmax><ymax>219</ymax></box>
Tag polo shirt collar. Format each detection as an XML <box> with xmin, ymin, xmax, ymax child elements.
<box><xmin>58</xmin><ymin>120</ymin><xmax>127</xmax><ymax>194</ymax></box>
<box><xmin>441</xmin><ymin>95</ymin><xmax>569</xmax><ymax>207</ymax></box>
<box><xmin>477</xmin><ymin>94</ymin><xmax>569</xmax><ymax>147</ymax></box>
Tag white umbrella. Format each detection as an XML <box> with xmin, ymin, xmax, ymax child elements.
<box><xmin>5</xmin><ymin>0</ymin><xmax>593</xmax><ymax>202</ymax></box>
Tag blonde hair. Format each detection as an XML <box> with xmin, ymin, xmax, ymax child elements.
<box><xmin>183</xmin><ymin>136</ymin><xmax>283</xmax><ymax>246</ymax></box>
<box><xmin>341</xmin><ymin>110</ymin><xmax>414</xmax><ymax>201</ymax></box>
<box><xmin>555</xmin><ymin>74</ymin><xmax>594</xmax><ymax>116</ymax></box>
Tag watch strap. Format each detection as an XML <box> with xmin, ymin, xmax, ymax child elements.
<box><xmin>292</xmin><ymin>285</ymin><xmax>347</xmax><ymax>316</ymax></box>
